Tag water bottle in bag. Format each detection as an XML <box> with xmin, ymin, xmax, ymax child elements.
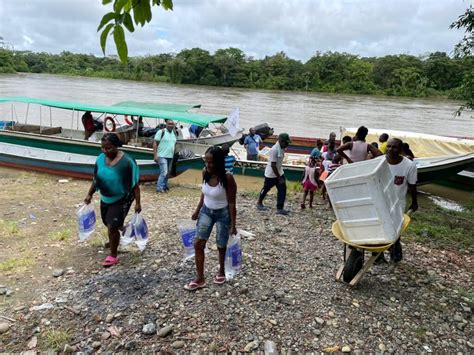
<box><xmin>225</xmin><ymin>232</ymin><xmax>242</xmax><ymax>281</ymax></box>
<box><xmin>133</xmin><ymin>213</ymin><xmax>149</xmax><ymax>251</ymax></box>
<box><xmin>77</xmin><ymin>204</ymin><xmax>96</xmax><ymax>242</ymax></box>
<box><xmin>177</xmin><ymin>219</ymin><xmax>197</xmax><ymax>260</ymax></box>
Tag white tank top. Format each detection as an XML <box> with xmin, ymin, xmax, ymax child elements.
<box><xmin>202</xmin><ymin>182</ymin><xmax>228</xmax><ymax>210</ymax></box>
<box><xmin>351</xmin><ymin>141</ymin><xmax>368</xmax><ymax>162</ymax></box>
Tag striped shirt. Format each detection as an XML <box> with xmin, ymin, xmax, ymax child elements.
<box><xmin>225</xmin><ymin>155</ymin><xmax>236</xmax><ymax>174</ymax></box>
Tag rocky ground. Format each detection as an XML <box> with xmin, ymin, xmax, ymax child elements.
<box><xmin>0</xmin><ymin>168</ymin><xmax>472</xmax><ymax>353</ymax></box>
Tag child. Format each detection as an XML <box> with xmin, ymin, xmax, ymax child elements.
<box><xmin>301</xmin><ymin>157</ymin><xmax>320</xmax><ymax>209</ymax></box>
<box><xmin>319</xmin><ymin>154</ymin><xmax>342</xmax><ymax>203</ymax></box>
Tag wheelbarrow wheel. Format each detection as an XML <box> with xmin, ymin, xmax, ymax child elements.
<box><xmin>343</xmin><ymin>249</ymin><xmax>364</xmax><ymax>283</ymax></box>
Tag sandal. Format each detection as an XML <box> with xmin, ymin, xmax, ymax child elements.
<box><xmin>184</xmin><ymin>280</ymin><xmax>206</xmax><ymax>291</ymax></box>
<box><xmin>213</xmin><ymin>274</ymin><xmax>226</xmax><ymax>285</ymax></box>
<box><xmin>102</xmin><ymin>255</ymin><xmax>119</xmax><ymax>267</ymax></box>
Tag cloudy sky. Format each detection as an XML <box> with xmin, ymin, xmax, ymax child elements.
<box><xmin>0</xmin><ymin>0</ymin><xmax>470</xmax><ymax>61</ymax></box>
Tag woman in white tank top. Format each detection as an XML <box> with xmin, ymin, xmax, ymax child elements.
<box><xmin>336</xmin><ymin>126</ymin><xmax>382</xmax><ymax>164</ymax></box>
<box><xmin>184</xmin><ymin>147</ymin><xmax>237</xmax><ymax>291</ymax></box>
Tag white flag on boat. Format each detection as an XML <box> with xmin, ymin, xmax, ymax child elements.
<box><xmin>226</xmin><ymin>108</ymin><xmax>240</xmax><ymax>137</ymax></box>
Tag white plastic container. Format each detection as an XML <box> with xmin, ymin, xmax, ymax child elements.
<box><xmin>325</xmin><ymin>157</ymin><xmax>403</xmax><ymax>245</ymax></box>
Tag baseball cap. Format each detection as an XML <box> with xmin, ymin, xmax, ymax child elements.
<box><xmin>278</xmin><ymin>133</ymin><xmax>291</xmax><ymax>143</ymax></box>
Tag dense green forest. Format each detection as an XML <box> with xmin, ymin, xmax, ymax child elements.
<box><xmin>0</xmin><ymin>48</ymin><xmax>472</xmax><ymax>101</ymax></box>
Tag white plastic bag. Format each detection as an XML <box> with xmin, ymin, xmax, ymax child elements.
<box><xmin>225</xmin><ymin>232</ymin><xmax>242</xmax><ymax>281</ymax></box>
<box><xmin>121</xmin><ymin>213</ymin><xmax>148</xmax><ymax>251</ymax></box>
<box><xmin>77</xmin><ymin>204</ymin><xmax>96</xmax><ymax>242</ymax></box>
<box><xmin>177</xmin><ymin>219</ymin><xmax>197</xmax><ymax>261</ymax></box>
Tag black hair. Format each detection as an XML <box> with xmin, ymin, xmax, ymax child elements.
<box><xmin>101</xmin><ymin>133</ymin><xmax>123</xmax><ymax>147</ymax></box>
<box><xmin>342</xmin><ymin>135</ymin><xmax>352</xmax><ymax>144</ymax></box>
<box><xmin>380</xmin><ymin>133</ymin><xmax>389</xmax><ymax>141</ymax></box>
<box><xmin>391</xmin><ymin>137</ymin><xmax>403</xmax><ymax>148</ymax></box>
<box><xmin>203</xmin><ymin>146</ymin><xmax>228</xmax><ymax>188</ymax></box>
<box><xmin>356</xmin><ymin>126</ymin><xmax>369</xmax><ymax>141</ymax></box>
<box><xmin>371</xmin><ymin>142</ymin><xmax>379</xmax><ymax>148</ymax></box>
<box><xmin>402</xmin><ymin>142</ymin><xmax>415</xmax><ymax>159</ymax></box>
<box><xmin>221</xmin><ymin>143</ymin><xmax>230</xmax><ymax>156</ymax></box>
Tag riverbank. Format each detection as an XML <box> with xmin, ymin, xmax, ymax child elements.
<box><xmin>0</xmin><ymin>168</ymin><xmax>472</xmax><ymax>352</ymax></box>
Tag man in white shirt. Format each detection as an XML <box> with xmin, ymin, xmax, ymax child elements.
<box><xmin>386</xmin><ymin>138</ymin><xmax>418</xmax><ymax>262</ymax></box>
<box><xmin>257</xmin><ymin>133</ymin><xmax>291</xmax><ymax>215</ymax></box>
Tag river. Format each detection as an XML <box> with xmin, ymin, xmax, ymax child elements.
<box><xmin>0</xmin><ymin>73</ymin><xmax>472</xmax><ymax>138</ymax></box>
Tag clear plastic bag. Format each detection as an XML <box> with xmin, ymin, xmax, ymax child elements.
<box><xmin>120</xmin><ymin>213</ymin><xmax>148</xmax><ymax>251</ymax></box>
<box><xmin>77</xmin><ymin>203</ymin><xmax>96</xmax><ymax>242</ymax></box>
<box><xmin>225</xmin><ymin>231</ymin><xmax>242</xmax><ymax>281</ymax></box>
<box><xmin>177</xmin><ymin>219</ymin><xmax>197</xmax><ymax>261</ymax></box>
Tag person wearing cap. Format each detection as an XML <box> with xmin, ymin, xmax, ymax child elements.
<box><xmin>257</xmin><ymin>133</ymin><xmax>291</xmax><ymax>215</ymax></box>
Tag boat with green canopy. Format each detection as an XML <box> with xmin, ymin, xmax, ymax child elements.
<box><xmin>0</xmin><ymin>96</ymin><xmax>240</xmax><ymax>181</ymax></box>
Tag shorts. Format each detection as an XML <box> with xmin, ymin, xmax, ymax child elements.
<box><xmin>196</xmin><ymin>205</ymin><xmax>230</xmax><ymax>248</ymax></box>
<box><xmin>303</xmin><ymin>179</ymin><xmax>318</xmax><ymax>192</ymax></box>
<box><xmin>100</xmin><ymin>194</ymin><xmax>134</xmax><ymax>228</ymax></box>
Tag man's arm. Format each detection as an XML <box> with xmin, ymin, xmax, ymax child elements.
<box><xmin>407</xmin><ymin>184</ymin><xmax>418</xmax><ymax>212</ymax></box>
<box><xmin>336</xmin><ymin>142</ymin><xmax>353</xmax><ymax>163</ymax></box>
<box><xmin>153</xmin><ymin>140</ymin><xmax>159</xmax><ymax>162</ymax></box>
<box><xmin>367</xmin><ymin>144</ymin><xmax>382</xmax><ymax>158</ymax></box>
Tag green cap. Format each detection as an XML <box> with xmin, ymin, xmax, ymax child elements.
<box><xmin>278</xmin><ymin>133</ymin><xmax>291</xmax><ymax>143</ymax></box>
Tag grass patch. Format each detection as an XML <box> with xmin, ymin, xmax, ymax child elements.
<box><xmin>0</xmin><ymin>255</ymin><xmax>34</xmax><ymax>271</ymax></box>
<box><xmin>0</xmin><ymin>219</ymin><xmax>20</xmax><ymax>236</ymax></box>
<box><xmin>42</xmin><ymin>328</ymin><xmax>71</xmax><ymax>351</ymax></box>
<box><xmin>414</xmin><ymin>326</ymin><xmax>427</xmax><ymax>337</ymax></box>
<box><xmin>457</xmin><ymin>287</ymin><xmax>474</xmax><ymax>304</ymax></box>
<box><xmin>405</xmin><ymin>194</ymin><xmax>474</xmax><ymax>251</ymax></box>
<box><xmin>49</xmin><ymin>228</ymin><xmax>73</xmax><ymax>241</ymax></box>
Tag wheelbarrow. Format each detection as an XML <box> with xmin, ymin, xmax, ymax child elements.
<box><xmin>331</xmin><ymin>213</ymin><xmax>411</xmax><ymax>286</ymax></box>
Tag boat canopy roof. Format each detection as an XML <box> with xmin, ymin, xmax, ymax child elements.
<box><xmin>0</xmin><ymin>96</ymin><xmax>225</xmax><ymax>127</ymax></box>
<box><xmin>112</xmin><ymin>101</ymin><xmax>201</xmax><ymax>112</ymax></box>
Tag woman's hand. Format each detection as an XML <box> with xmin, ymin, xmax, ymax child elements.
<box><xmin>84</xmin><ymin>194</ymin><xmax>92</xmax><ymax>204</ymax></box>
<box><xmin>230</xmin><ymin>226</ymin><xmax>237</xmax><ymax>236</ymax></box>
<box><xmin>135</xmin><ymin>202</ymin><xmax>142</xmax><ymax>213</ymax></box>
<box><xmin>191</xmin><ymin>210</ymin><xmax>199</xmax><ymax>220</ymax></box>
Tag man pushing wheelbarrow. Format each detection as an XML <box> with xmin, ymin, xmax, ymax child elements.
<box><xmin>325</xmin><ymin>138</ymin><xmax>418</xmax><ymax>286</ymax></box>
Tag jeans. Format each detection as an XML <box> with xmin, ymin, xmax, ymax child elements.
<box><xmin>196</xmin><ymin>205</ymin><xmax>231</xmax><ymax>248</ymax></box>
<box><xmin>157</xmin><ymin>157</ymin><xmax>172</xmax><ymax>191</ymax></box>
<box><xmin>259</xmin><ymin>176</ymin><xmax>286</xmax><ymax>209</ymax></box>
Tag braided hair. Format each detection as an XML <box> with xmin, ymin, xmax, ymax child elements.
<box><xmin>203</xmin><ymin>146</ymin><xmax>228</xmax><ymax>189</ymax></box>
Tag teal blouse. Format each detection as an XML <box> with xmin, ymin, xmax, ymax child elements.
<box><xmin>94</xmin><ymin>153</ymin><xmax>139</xmax><ymax>204</ymax></box>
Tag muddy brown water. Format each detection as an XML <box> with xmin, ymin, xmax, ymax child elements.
<box><xmin>0</xmin><ymin>73</ymin><xmax>472</xmax><ymax>138</ymax></box>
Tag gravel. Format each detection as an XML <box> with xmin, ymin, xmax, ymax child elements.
<box><xmin>0</xmin><ymin>186</ymin><xmax>472</xmax><ymax>352</ymax></box>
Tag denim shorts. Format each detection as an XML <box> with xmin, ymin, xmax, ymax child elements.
<box><xmin>196</xmin><ymin>205</ymin><xmax>230</xmax><ymax>248</ymax></box>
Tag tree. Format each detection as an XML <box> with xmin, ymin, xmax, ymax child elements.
<box><xmin>450</xmin><ymin>6</ymin><xmax>473</xmax><ymax>113</ymax></box>
<box><xmin>98</xmin><ymin>0</ymin><xmax>173</xmax><ymax>64</ymax></box>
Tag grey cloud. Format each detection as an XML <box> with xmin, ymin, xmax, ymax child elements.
<box><xmin>0</xmin><ymin>0</ymin><xmax>468</xmax><ymax>61</ymax></box>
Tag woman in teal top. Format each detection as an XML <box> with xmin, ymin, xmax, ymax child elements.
<box><xmin>84</xmin><ymin>133</ymin><xmax>141</xmax><ymax>267</ymax></box>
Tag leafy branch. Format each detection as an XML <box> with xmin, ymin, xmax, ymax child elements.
<box><xmin>98</xmin><ymin>0</ymin><xmax>173</xmax><ymax>64</ymax></box>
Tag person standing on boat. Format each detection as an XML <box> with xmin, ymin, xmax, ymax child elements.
<box><xmin>244</xmin><ymin>127</ymin><xmax>263</xmax><ymax>161</ymax></box>
<box><xmin>336</xmin><ymin>126</ymin><xmax>382</xmax><ymax>163</ymax></box>
<box><xmin>310</xmin><ymin>139</ymin><xmax>324</xmax><ymax>159</ymax></box>
<box><xmin>153</xmin><ymin>119</ymin><xmax>177</xmax><ymax>193</ymax></box>
<box><xmin>257</xmin><ymin>133</ymin><xmax>291</xmax><ymax>215</ymax></box>
<box><xmin>84</xmin><ymin>133</ymin><xmax>141</xmax><ymax>267</ymax></box>
<box><xmin>82</xmin><ymin>111</ymin><xmax>96</xmax><ymax>140</ymax></box>
<box><xmin>385</xmin><ymin>138</ymin><xmax>418</xmax><ymax>262</ymax></box>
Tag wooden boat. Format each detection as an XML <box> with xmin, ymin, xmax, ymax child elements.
<box><xmin>0</xmin><ymin>142</ymin><xmax>201</xmax><ymax>182</ymax></box>
<box><xmin>0</xmin><ymin>96</ymin><xmax>241</xmax><ymax>181</ymax></box>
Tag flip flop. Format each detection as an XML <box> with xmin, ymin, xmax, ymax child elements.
<box><xmin>184</xmin><ymin>280</ymin><xmax>206</xmax><ymax>291</ymax></box>
<box><xmin>102</xmin><ymin>255</ymin><xmax>119</xmax><ymax>267</ymax></box>
<box><xmin>213</xmin><ymin>274</ymin><xmax>226</xmax><ymax>285</ymax></box>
